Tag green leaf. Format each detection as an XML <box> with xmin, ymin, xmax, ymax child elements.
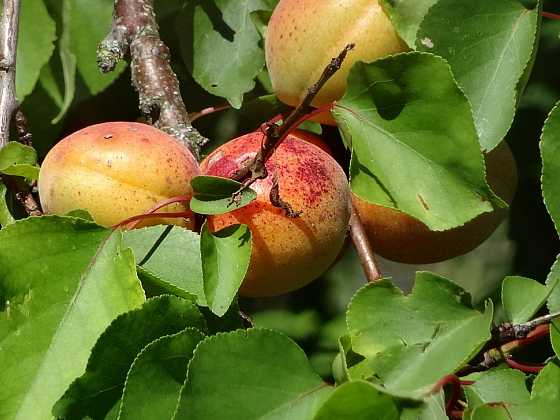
<box><xmin>53</xmin><ymin>295</ymin><xmax>206</xmax><ymax>420</ymax></box>
<box><xmin>463</xmin><ymin>367</ymin><xmax>530</xmax><ymax>418</ymax></box>
<box><xmin>502</xmin><ymin>276</ymin><xmax>558</xmax><ymax>324</ymax></box>
<box><xmin>546</xmin><ymin>256</ymin><xmax>560</xmax><ymax>358</ymax></box>
<box><xmin>0</xmin><ymin>182</ymin><xmax>14</xmax><ymax>226</ymax></box>
<box><xmin>333</xmin><ymin>53</ymin><xmax>501</xmax><ymax>231</ymax></box>
<box><xmin>118</xmin><ymin>328</ymin><xmax>205</xmax><ymax>420</ymax></box>
<box><xmin>312</xmin><ymin>380</ymin><xmax>399</xmax><ymax>420</ymax></box>
<box><xmin>201</xmin><ymin>223</ymin><xmax>252</xmax><ymax>316</ymax></box>
<box><xmin>123</xmin><ymin>225</ymin><xmax>205</xmax><ymax>304</ymax></box>
<box><xmin>0</xmin><ymin>217</ymin><xmax>144</xmax><ymax>420</ymax></box>
<box><xmin>190</xmin><ymin>176</ymin><xmax>257</xmax><ymax>215</ymax></box>
<box><xmin>541</xmin><ymin>102</ymin><xmax>560</xmax><ymax>233</ymax></box>
<box><xmin>38</xmin><ymin>63</ymin><xmax>63</xmax><ymax>107</ymax></box>
<box><xmin>400</xmin><ymin>392</ymin><xmax>447</xmax><ymax>420</ymax></box>
<box><xmin>52</xmin><ymin>0</ymin><xmax>77</xmax><ymax>123</ymax></box>
<box><xmin>347</xmin><ymin>273</ymin><xmax>493</xmax><ymax>395</ymax></box>
<box><xmin>379</xmin><ymin>0</ymin><xmax>438</xmax><ymax>46</ymax></box>
<box><xmin>175</xmin><ymin>329</ymin><xmax>333</xmax><ymax>419</ymax></box>
<box><xmin>417</xmin><ymin>0</ymin><xmax>540</xmax><ymax>150</ymax></box>
<box><xmin>15</xmin><ymin>0</ymin><xmax>57</xmax><ymax>101</ymax></box>
<box><xmin>252</xmin><ymin>309</ymin><xmax>321</xmax><ymax>340</ymax></box>
<box><xmin>470</xmin><ymin>406</ymin><xmax>511</xmax><ymax>420</ymax></box>
<box><xmin>0</xmin><ymin>142</ymin><xmax>39</xmax><ymax>180</ymax></box>
<box><xmin>66</xmin><ymin>0</ymin><xmax>126</xmax><ymax>95</ymax></box>
<box><xmin>179</xmin><ymin>0</ymin><xmax>276</xmax><ymax>108</ymax></box>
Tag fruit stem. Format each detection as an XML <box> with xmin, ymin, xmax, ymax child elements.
<box><xmin>98</xmin><ymin>0</ymin><xmax>207</xmax><ymax>159</ymax></box>
<box><xmin>112</xmin><ymin>211</ymin><xmax>193</xmax><ymax>230</ymax></box>
<box><xmin>349</xmin><ymin>201</ymin><xmax>382</xmax><ymax>282</ymax></box>
<box><xmin>232</xmin><ymin>44</ymin><xmax>355</xmax><ymax>184</ymax></box>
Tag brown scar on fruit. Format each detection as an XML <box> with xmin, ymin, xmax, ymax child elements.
<box><xmin>418</xmin><ymin>194</ymin><xmax>430</xmax><ymax>210</ymax></box>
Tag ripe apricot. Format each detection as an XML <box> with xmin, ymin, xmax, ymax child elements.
<box><xmin>38</xmin><ymin>121</ymin><xmax>200</xmax><ymax>228</ymax></box>
<box><xmin>266</xmin><ymin>0</ymin><xmax>407</xmax><ymax>109</ymax></box>
<box><xmin>201</xmin><ymin>131</ymin><xmax>350</xmax><ymax>297</ymax></box>
<box><xmin>352</xmin><ymin>142</ymin><xmax>518</xmax><ymax>264</ymax></box>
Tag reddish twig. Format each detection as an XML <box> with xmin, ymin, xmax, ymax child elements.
<box><xmin>98</xmin><ymin>0</ymin><xmax>206</xmax><ymax>159</ymax></box>
<box><xmin>112</xmin><ymin>194</ymin><xmax>191</xmax><ymax>229</ymax></box>
<box><xmin>431</xmin><ymin>375</ymin><xmax>466</xmax><ymax>415</ymax></box>
<box><xmin>542</xmin><ymin>11</ymin><xmax>560</xmax><ymax>21</ymax></box>
<box><xmin>349</xmin><ymin>201</ymin><xmax>381</xmax><ymax>282</ymax></box>
<box><xmin>501</xmin><ymin>324</ymin><xmax>550</xmax><ymax>354</ymax></box>
<box><xmin>189</xmin><ymin>104</ymin><xmax>232</xmax><ymax>123</ymax></box>
<box><xmin>112</xmin><ymin>211</ymin><xmax>192</xmax><ymax>230</ymax></box>
<box><xmin>504</xmin><ymin>356</ymin><xmax>545</xmax><ymax>374</ymax></box>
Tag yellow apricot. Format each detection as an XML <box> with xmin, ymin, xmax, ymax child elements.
<box><xmin>38</xmin><ymin>121</ymin><xmax>200</xmax><ymax>228</ymax></box>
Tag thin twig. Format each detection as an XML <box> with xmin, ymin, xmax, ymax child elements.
<box><xmin>349</xmin><ymin>201</ymin><xmax>381</xmax><ymax>282</ymax></box>
<box><xmin>0</xmin><ymin>0</ymin><xmax>20</xmax><ymax>148</ymax></box>
<box><xmin>189</xmin><ymin>104</ymin><xmax>232</xmax><ymax>123</ymax></box>
<box><xmin>542</xmin><ymin>11</ymin><xmax>560</xmax><ymax>21</ymax></box>
<box><xmin>98</xmin><ymin>0</ymin><xmax>207</xmax><ymax>159</ymax></box>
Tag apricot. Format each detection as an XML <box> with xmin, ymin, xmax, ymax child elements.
<box><xmin>352</xmin><ymin>142</ymin><xmax>518</xmax><ymax>264</ymax></box>
<box><xmin>201</xmin><ymin>131</ymin><xmax>350</xmax><ymax>297</ymax></box>
<box><xmin>38</xmin><ymin>121</ymin><xmax>200</xmax><ymax>229</ymax></box>
<box><xmin>265</xmin><ymin>0</ymin><xmax>407</xmax><ymax>109</ymax></box>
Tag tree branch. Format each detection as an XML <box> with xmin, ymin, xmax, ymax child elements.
<box><xmin>0</xmin><ymin>0</ymin><xmax>20</xmax><ymax>149</ymax></box>
<box><xmin>98</xmin><ymin>0</ymin><xmax>207</xmax><ymax>159</ymax></box>
<box><xmin>349</xmin><ymin>201</ymin><xmax>382</xmax><ymax>282</ymax></box>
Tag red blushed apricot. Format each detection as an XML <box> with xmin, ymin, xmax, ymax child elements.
<box><xmin>38</xmin><ymin>121</ymin><xmax>200</xmax><ymax>229</ymax></box>
<box><xmin>201</xmin><ymin>131</ymin><xmax>350</xmax><ymax>297</ymax></box>
<box><xmin>266</xmin><ymin>0</ymin><xmax>408</xmax><ymax>110</ymax></box>
<box><xmin>352</xmin><ymin>142</ymin><xmax>518</xmax><ymax>264</ymax></box>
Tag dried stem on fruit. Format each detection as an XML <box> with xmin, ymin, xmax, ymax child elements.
<box><xmin>98</xmin><ymin>0</ymin><xmax>206</xmax><ymax>159</ymax></box>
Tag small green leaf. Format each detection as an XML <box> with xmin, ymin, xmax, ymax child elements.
<box><xmin>118</xmin><ymin>328</ymin><xmax>205</xmax><ymax>420</ymax></box>
<box><xmin>417</xmin><ymin>0</ymin><xmax>540</xmax><ymax>150</ymax></box>
<box><xmin>470</xmin><ymin>406</ymin><xmax>511</xmax><ymax>420</ymax></box>
<box><xmin>66</xmin><ymin>0</ymin><xmax>126</xmax><ymax>95</ymax></box>
<box><xmin>190</xmin><ymin>176</ymin><xmax>257</xmax><ymax>215</ymax></box>
<box><xmin>347</xmin><ymin>273</ymin><xmax>493</xmax><ymax>395</ymax></box>
<box><xmin>0</xmin><ymin>182</ymin><xmax>14</xmax><ymax>226</ymax></box>
<box><xmin>313</xmin><ymin>380</ymin><xmax>399</xmax><ymax>420</ymax></box>
<box><xmin>463</xmin><ymin>367</ymin><xmax>530</xmax><ymax>418</ymax></box>
<box><xmin>379</xmin><ymin>0</ymin><xmax>438</xmax><ymax>46</ymax></box>
<box><xmin>333</xmin><ymin>53</ymin><xmax>501</xmax><ymax>231</ymax></box>
<box><xmin>123</xmin><ymin>225</ymin><xmax>205</xmax><ymax>304</ymax></box>
<box><xmin>175</xmin><ymin>329</ymin><xmax>333</xmax><ymax>420</ymax></box>
<box><xmin>201</xmin><ymin>223</ymin><xmax>252</xmax><ymax>316</ymax></box>
<box><xmin>53</xmin><ymin>295</ymin><xmax>206</xmax><ymax>420</ymax></box>
<box><xmin>65</xmin><ymin>209</ymin><xmax>94</xmax><ymax>221</ymax></box>
<box><xmin>15</xmin><ymin>0</ymin><xmax>57</xmax><ymax>101</ymax></box>
<box><xmin>252</xmin><ymin>309</ymin><xmax>321</xmax><ymax>340</ymax></box>
<box><xmin>0</xmin><ymin>217</ymin><xmax>144</xmax><ymax>420</ymax></box>
<box><xmin>502</xmin><ymin>276</ymin><xmax>558</xmax><ymax>324</ymax></box>
<box><xmin>178</xmin><ymin>0</ymin><xmax>276</xmax><ymax>108</ymax></box>
<box><xmin>541</xmin><ymin>102</ymin><xmax>560</xmax><ymax>233</ymax></box>
<box><xmin>0</xmin><ymin>142</ymin><xmax>39</xmax><ymax>180</ymax></box>
<box><xmin>545</xmin><ymin>256</ymin><xmax>560</xmax><ymax>358</ymax></box>
<box><xmin>400</xmin><ymin>391</ymin><xmax>447</xmax><ymax>420</ymax></box>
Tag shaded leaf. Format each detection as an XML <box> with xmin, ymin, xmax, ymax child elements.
<box><xmin>123</xmin><ymin>225</ymin><xmax>205</xmax><ymax>304</ymax></box>
<box><xmin>16</xmin><ymin>0</ymin><xmax>57</xmax><ymax>101</ymax></box>
<box><xmin>0</xmin><ymin>142</ymin><xmax>39</xmax><ymax>180</ymax></box>
<box><xmin>312</xmin><ymin>380</ymin><xmax>399</xmax><ymax>420</ymax></box>
<box><xmin>333</xmin><ymin>53</ymin><xmax>501</xmax><ymax>231</ymax></box>
<box><xmin>53</xmin><ymin>295</ymin><xmax>206</xmax><ymax>420</ymax></box>
<box><xmin>190</xmin><ymin>176</ymin><xmax>257</xmax><ymax>215</ymax></box>
<box><xmin>417</xmin><ymin>0</ymin><xmax>539</xmax><ymax>150</ymax></box>
<box><xmin>175</xmin><ymin>329</ymin><xmax>332</xmax><ymax>419</ymax></box>
<box><xmin>252</xmin><ymin>309</ymin><xmax>321</xmax><ymax>340</ymax></box>
<box><xmin>66</xmin><ymin>0</ymin><xmax>126</xmax><ymax>94</ymax></box>
<box><xmin>118</xmin><ymin>328</ymin><xmax>205</xmax><ymax>420</ymax></box>
<box><xmin>0</xmin><ymin>217</ymin><xmax>144</xmax><ymax>420</ymax></box>
<box><xmin>400</xmin><ymin>391</ymin><xmax>447</xmax><ymax>420</ymax></box>
<box><xmin>545</xmin><ymin>256</ymin><xmax>560</xmax><ymax>358</ymax></box>
<box><xmin>541</xmin><ymin>102</ymin><xmax>560</xmax><ymax>233</ymax></box>
<box><xmin>0</xmin><ymin>182</ymin><xmax>14</xmax><ymax>226</ymax></box>
<box><xmin>179</xmin><ymin>0</ymin><xmax>277</xmax><ymax>108</ymax></box>
<box><xmin>379</xmin><ymin>0</ymin><xmax>438</xmax><ymax>46</ymax></box>
<box><xmin>201</xmin><ymin>223</ymin><xmax>251</xmax><ymax>316</ymax></box>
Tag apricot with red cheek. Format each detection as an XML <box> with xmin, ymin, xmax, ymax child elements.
<box><xmin>201</xmin><ymin>131</ymin><xmax>350</xmax><ymax>297</ymax></box>
<box><xmin>38</xmin><ymin>121</ymin><xmax>200</xmax><ymax>228</ymax></box>
<box><xmin>266</xmin><ymin>0</ymin><xmax>408</xmax><ymax>110</ymax></box>
<box><xmin>352</xmin><ymin>142</ymin><xmax>518</xmax><ymax>264</ymax></box>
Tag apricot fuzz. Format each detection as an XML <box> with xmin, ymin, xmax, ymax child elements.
<box><xmin>201</xmin><ymin>130</ymin><xmax>350</xmax><ymax>297</ymax></box>
<box><xmin>38</xmin><ymin>121</ymin><xmax>200</xmax><ymax>229</ymax></box>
